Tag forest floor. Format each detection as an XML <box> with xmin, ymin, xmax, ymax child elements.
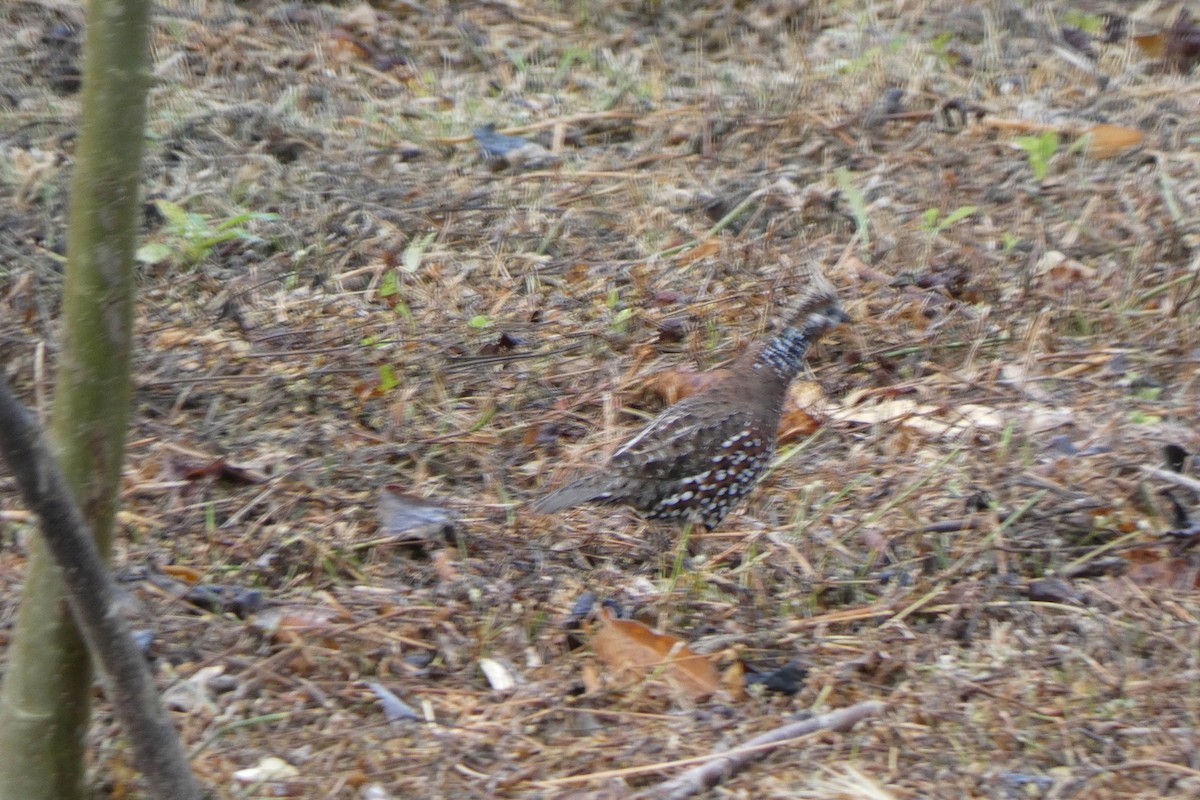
<box><xmin>2</xmin><ymin>0</ymin><xmax>1200</xmax><ymax>798</ymax></box>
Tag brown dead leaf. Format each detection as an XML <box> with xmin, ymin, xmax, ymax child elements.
<box><xmin>431</xmin><ymin>548</ymin><xmax>460</xmax><ymax>581</ymax></box>
<box><xmin>1132</xmin><ymin>10</ymin><xmax>1200</xmax><ymax>71</ymax></box>
<box><xmin>328</xmin><ymin>30</ymin><xmax>372</xmax><ymax>62</ymax></box>
<box><xmin>647</xmin><ymin>367</ymin><xmax>729</xmax><ymax>405</ymax></box>
<box><xmin>1082</xmin><ymin>124</ymin><xmax>1144</xmax><ymax>158</ymax></box>
<box><xmin>1034</xmin><ymin>250</ymin><xmax>1097</xmax><ymax>296</ymax></box>
<box><xmin>1122</xmin><ymin>548</ymin><xmax>1200</xmax><ymax>591</ymax></box>
<box><xmin>340</xmin><ymin>2</ymin><xmax>380</xmax><ymax>33</ymax></box>
<box><xmin>778</xmin><ymin>380</ymin><xmax>826</xmax><ymax>443</ymax></box>
<box><xmin>160</xmin><ymin>564</ymin><xmax>203</xmax><ymax>583</ymax></box>
<box><xmin>778</xmin><ymin>406</ymin><xmax>821</xmax><ymax>441</ymax></box>
<box><xmin>581</xmin><ymin>660</ymin><xmax>604</xmax><ymax>695</ymax></box>
<box><xmin>722</xmin><ymin>659</ymin><xmax>747</xmax><ymax>701</ymax></box>
<box><xmin>846</xmin><ymin>254</ymin><xmax>892</xmax><ymax>285</ymax></box>
<box><xmin>675</xmin><ymin>238</ymin><xmax>721</xmax><ymax>267</ymax></box>
<box><xmin>590</xmin><ymin>608</ymin><xmax>720</xmax><ymax>699</ymax></box>
<box><xmin>1133</xmin><ymin>32</ymin><xmax>1166</xmax><ymax>58</ymax></box>
<box><xmin>181</xmin><ymin>457</ymin><xmax>266</xmax><ymax>484</ymax></box>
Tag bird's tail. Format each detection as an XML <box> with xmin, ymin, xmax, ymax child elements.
<box><xmin>530</xmin><ymin>475</ymin><xmax>627</xmax><ymax>515</ymax></box>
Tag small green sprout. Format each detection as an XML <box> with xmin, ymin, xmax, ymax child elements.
<box><xmin>377</xmin><ymin>364</ymin><xmax>400</xmax><ymax>393</ymax></box>
<box><xmin>136</xmin><ymin>199</ymin><xmax>278</xmax><ymax>268</ymax></box>
<box><xmin>922</xmin><ymin>205</ymin><xmax>977</xmax><ymax>235</ymax></box>
<box><xmin>835</xmin><ymin>167</ymin><xmax>871</xmax><ymax>247</ymax></box>
<box><xmin>1014</xmin><ymin>130</ymin><xmax>1059</xmax><ymax>181</ymax></box>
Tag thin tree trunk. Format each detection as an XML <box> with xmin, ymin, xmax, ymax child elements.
<box><xmin>0</xmin><ymin>1</ymin><xmax>153</xmax><ymax>797</ymax></box>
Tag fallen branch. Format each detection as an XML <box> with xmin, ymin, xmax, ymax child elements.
<box><xmin>1143</xmin><ymin>465</ymin><xmax>1200</xmax><ymax>495</ymax></box>
<box><xmin>635</xmin><ymin>700</ymin><xmax>887</xmax><ymax>800</ymax></box>
<box><xmin>0</xmin><ymin>377</ymin><xmax>203</xmax><ymax>799</ymax></box>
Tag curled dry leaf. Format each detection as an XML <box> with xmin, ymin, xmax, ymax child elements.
<box><xmin>378</xmin><ymin>485</ymin><xmax>456</xmax><ymax>544</ymax></box>
<box><xmin>367</xmin><ymin>682</ymin><xmax>422</xmax><ymax>723</ymax></box>
<box><xmin>1034</xmin><ymin>250</ymin><xmax>1096</xmax><ymax>297</ymax></box>
<box><xmin>251</xmin><ymin>605</ymin><xmax>349</xmax><ymax>641</ymax></box>
<box><xmin>590</xmin><ymin>607</ymin><xmax>721</xmax><ymax>700</ymax></box>
<box><xmin>473</xmin><ymin>123</ymin><xmax>560</xmax><ymax>170</ymax></box>
<box><xmin>162</xmin><ymin>665</ymin><xmax>226</xmax><ymax>713</ymax></box>
<box><xmin>1027</xmin><ymin>576</ymin><xmax>1083</xmax><ymax>604</ymax></box>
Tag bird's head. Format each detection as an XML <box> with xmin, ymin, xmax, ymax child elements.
<box><xmin>788</xmin><ymin>267</ymin><xmax>850</xmax><ymax>333</ymax></box>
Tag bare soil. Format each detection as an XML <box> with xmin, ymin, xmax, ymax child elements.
<box><xmin>2</xmin><ymin>1</ymin><xmax>1199</xmax><ymax>798</ymax></box>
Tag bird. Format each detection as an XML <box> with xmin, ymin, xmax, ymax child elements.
<box><xmin>532</xmin><ymin>270</ymin><xmax>849</xmax><ymax>531</ymax></box>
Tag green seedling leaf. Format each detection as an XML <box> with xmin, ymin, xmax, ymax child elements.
<box><xmin>1062</xmin><ymin>10</ymin><xmax>1103</xmax><ymax>34</ymax></box>
<box><xmin>147</xmin><ymin>200</ymin><xmax>277</xmax><ymax>267</ymax></box>
<box><xmin>835</xmin><ymin>167</ymin><xmax>871</xmax><ymax>247</ymax></box>
<box><xmin>938</xmin><ymin>204</ymin><xmax>977</xmax><ymax>230</ymax></box>
<box><xmin>203</xmin><ymin>228</ymin><xmax>261</xmax><ymax>249</ymax></box>
<box><xmin>930</xmin><ymin>31</ymin><xmax>953</xmax><ymax>56</ymax></box>
<box><xmin>153</xmin><ymin>199</ymin><xmax>192</xmax><ymax>229</ymax></box>
<box><xmin>468</xmin><ymin>314</ymin><xmax>491</xmax><ymax>328</ymax></box>
<box><xmin>1014</xmin><ymin>131</ymin><xmax>1059</xmax><ymax>181</ymax></box>
<box><xmin>215</xmin><ymin>211</ymin><xmax>279</xmax><ymax>231</ymax></box>
<box><xmin>135</xmin><ymin>242</ymin><xmax>173</xmax><ymax>265</ymax></box>
<box><xmin>378</xmin><ymin>364</ymin><xmax>400</xmax><ymax>393</ymax></box>
<box><xmin>378</xmin><ymin>270</ymin><xmax>400</xmax><ymax>298</ymax></box>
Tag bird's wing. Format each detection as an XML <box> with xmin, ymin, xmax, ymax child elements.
<box><xmin>610</xmin><ymin>397</ymin><xmax>759</xmax><ymax>481</ymax></box>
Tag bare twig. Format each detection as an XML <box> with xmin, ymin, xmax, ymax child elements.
<box><xmin>1143</xmin><ymin>465</ymin><xmax>1200</xmax><ymax>495</ymax></box>
<box><xmin>633</xmin><ymin>700</ymin><xmax>887</xmax><ymax>799</ymax></box>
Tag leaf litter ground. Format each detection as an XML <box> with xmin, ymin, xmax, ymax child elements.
<box><xmin>2</xmin><ymin>1</ymin><xmax>1200</xmax><ymax>798</ymax></box>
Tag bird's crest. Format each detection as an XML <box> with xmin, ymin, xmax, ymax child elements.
<box><xmin>785</xmin><ymin>262</ymin><xmax>848</xmax><ymax>327</ymax></box>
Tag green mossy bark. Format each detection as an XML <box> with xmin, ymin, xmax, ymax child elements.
<box><xmin>0</xmin><ymin>1</ymin><xmax>153</xmax><ymax>797</ymax></box>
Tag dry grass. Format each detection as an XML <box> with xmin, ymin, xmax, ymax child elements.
<box><xmin>2</xmin><ymin>0</ymin><xmax>1200</xmax><ymax>797</ymax></box>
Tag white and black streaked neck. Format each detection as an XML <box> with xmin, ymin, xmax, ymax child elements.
<box><xmin>751</xmin><ymin>315</ymin><xmax>829</xmax><ymax>380</ymax></box>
